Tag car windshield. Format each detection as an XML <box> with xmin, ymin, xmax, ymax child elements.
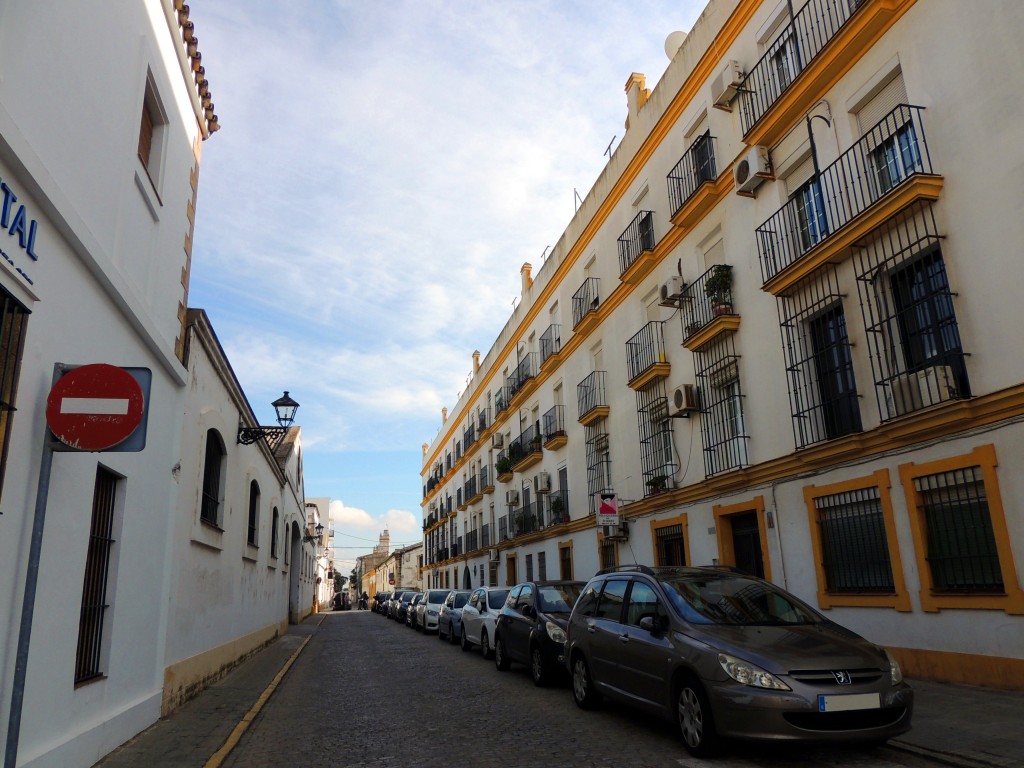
<box><xmin>537</xmin><ymin>584</ymin><xmax>582</xmax><ymax>614</ymax></box>
<box><xmin>487</xmin><ymin>590</ymin><xmax>510</xmax><ymax>609</ymax></box>
<box><xmin>453</xmin><ymin>593</ymin><xmax>470</xmax><ymax>609</ymax></box>
<box><xmin>660</xmin><ymin>573</ymin><xmax>820</xmax><ymax>626</ymax></box>
<box><xmin>427</xmin><ymin>590</ymin><xmax>448</xmax><ymax>604</ymax></box>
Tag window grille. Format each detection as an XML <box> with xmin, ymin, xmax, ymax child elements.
<box><xmin>693</xmin><ymin>335</ymin><xmax>748</xmax><ymax>476</ymax></box>
<box><xmin>271</xmin><ymin>508</ymin><xmax>280</xmax><ymax>557</ymax></box>
<box><xmin>526</xmin><ymin>554</ymin><xmax>534</xmax><ymax>581</ymax></box>
<box><xmin>76</xmin><ymin>468</ymin><xmax>119</xmax><ymax>684</ymax></box>
<box><xmin>777</xmin><ymin>266</ymin><xmax>861</xmax><ymax>448</ymax></box>
<box><xmin>655</xmin><ymin>523</ymin><xmax>686</xmax><ymax>566</ymax></box>
<box><xmin>200</xmin><ymin>429</ymin><xmax>225</xmax><ymax>525</ymax></box>
<box><xmin>0</xmin><ymin>287</ymin><xmax>28</xmax><ymax>500</ymax></box>
<box><xmin>585</xmin><ymin>420</ymin><xmax>612</xmax><ymax>514</ymax></box>
<box><xmin>599</xmin><ymin>539</ymin><xmax>617</xmax><ymax>570</ymax></box>
<box><xmin>559</xmin><ymin>545</ymin><xmax>573</xmax><ymax>580</ymax></box>
<box><xmin>537</xmin><ymin>551</ymin><xmax>547</xmax><ymax>580</ymax></box>
<box><xmin>247</xmin><ymin>480</ymin><xmax>260</xmax><ymax>545</ymax></box>
<box><xmin>914</xmin><ymin>466</ymin><xmax>1002</xmax><ymax>592</ymax></box>
<box><xmin>635</xmin><ymin>381</ymin><xmax>676</xmax><ymax>495</ymax></box>
<box><xmin>812</xmin><ymin>486</ymin><xmax>894</xmax><ymax>593</ymax></box>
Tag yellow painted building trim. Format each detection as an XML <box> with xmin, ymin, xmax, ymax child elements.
<box><xmin>161</xmin><ymin>622</ymin><xmax>281</xmax><ymax>716</ymax></box>
<box><xmin>888</xmin><ymin>646</ymin><xmax>1024</xmax><ymax>691</ymax></box>
<box><xmin>628</xmin><ymin>362</ymin><xmax>671</xmax><ymax>391</ymax></box>
<box><xmin>713</xmin><ymin>495</ymin><xmax>773</xmax><ymax>583</ymax></box>
<box><xmin>802</xmin><ymin>470</ymin><xmax>912</xmax><ymax>611</ymax></box>
<box><xmin>578</xmin><ymin>405</ymin><xmax>610</xmax><ymax>426</ymax></box>
<box><xmin>558</xmin><ymin>539</ymin><xmax>576</xmax><ymax>580</ymax></box>
<box><xmin>683</xmin><ymin>314</ymin><xmax>741</xmax><ymax>352</ymax></box>
<box><xmin>544</xmin><ymin>434</ymin><xmax>568</xmax><ymax>450</ymax></box>
<box><xmin>897</xmin><ymin>445</ymin><xmax>1024</xmax><ymax>615</ymax></box>
<box><xmin>670</xmin><ymin>171</ymin><xmax>735</xmax><ymax>230</ymax></box>
<box><xmin>651</xmin><ymin>513</ymin><xmax>692</xmax><ymax>567</ymax></box>
<box><xmin>620</xmin><ymin>249</ymin><xmax>659</xmax><ymax>286</ymax></box>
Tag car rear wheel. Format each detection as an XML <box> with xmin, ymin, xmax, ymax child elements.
<box><xmin>480</xmin><ymin>629</ymin><xmax>493</xmax><ymax>659</ymax></box>
<box><xmin>676</xmin><ymin>676</ymin><xmax>720</xmax><ymax>758</ymax></box>
<box><xmin>530</xmin><ymin>645</ymin><xmax>548</xmax><ymax>687</ymax></box>
<box><xmin>494</xmin><ymin>635</ymin><xmax>510</xmax><ymax>671</ymax></box>
<box><xmin>438</xmin><ymin>621</ymin><xmax>446</xmax><ymax>641</ymax></box>
<box><xmin>460</xmin><ymin>627</ymin><xmax>471</xmax><ymax>652</ymax></box>
<box><xmin>571</xmin><ymin>654</ymin><xmax>601</xmax><ymax>710</ymax></box>
<box><xmin>449</xmin><ymin>625</ymin><xmax>458</xmax><ymax>645</ymax></box>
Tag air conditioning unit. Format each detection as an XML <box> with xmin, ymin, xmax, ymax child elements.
<box><xmin>601</xmin><ymin>521</ymin><xmax>629</xmax><ymax>542</ymax></box>
<box><xmin>711</xmin><ymin>59</ymin><xmax>744</xmax><ymax>110</ymax></box>
<box><xmin>533</xmin><ymin>471</ymin><xmax>551</xmax><ymax>494</ymax></box>
<box><xmin>734</xmin><ymin>145</ymin><xmax>772</xmax><ymax>196</ymax></box>
<box><xmin>671</xmin><ymin>384</ymin><xmax>700</xmax><ymax>417</ymax></box>
<box><xmin>659</xmin><ymin>275</ymin><xmax>686</xmax><ymax>305</ymax></box>
<box><xmin>428</xmin><ymin>501</ymin><xmax>437</xmax><ymax>512</ymax></box>
<box><xmin>891</xmin><ymin>365</ymin><xmax>957</xmax><ymax>416</ymax></box>
<box><xmin>505</xmin><ymin>490</ymin><xmax>520</xmax><ymax>506</ymax></box>
<box><xmin>492</xmin><ymin>433</ymin><xmax>504</xmax><ymax>448</ymax></box>
<box><xmin>488</xmin><ymin>548</ymin><xmax>500</xmax><ymax>563</ymax></box>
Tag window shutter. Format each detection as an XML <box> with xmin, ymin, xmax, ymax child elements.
<box><xmin>138</xmin><ymin>103</ymin><xmax>154</xmax><ymax>169</ymax></box>
<box><xmin>857</xmin><ymin>72</ymin><xmax>908</xmax><ymax>135</ymax></box>
<box><xmin>785</xmin><ymin>156</ymin><xmax>816</xmax><ymax>196</ymax></box>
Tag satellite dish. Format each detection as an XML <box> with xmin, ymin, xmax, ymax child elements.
<box><xmin>664</xmin><ymin>31</ymin><xmax>687</xmax><ymax>60</ymax></box>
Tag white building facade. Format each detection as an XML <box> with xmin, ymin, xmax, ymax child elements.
<box><xmin>422</xmin><ymin>0</ymin><xmax>1024</xmax><ymax>690</ymax></box>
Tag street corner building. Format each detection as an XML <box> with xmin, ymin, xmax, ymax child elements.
<box><xmin>420</xmin><ymin>0</ymin><xmax>1024</xmax><ymax>691</ymax></box>
<box><xmin>0</xmin><ymin>3</ymin><xmax>316</xmax><ymax>767</ymax></box>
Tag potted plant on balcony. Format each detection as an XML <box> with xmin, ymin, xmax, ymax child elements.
<box><xmin>549</xmin><ymin>495</ymin><xmax>564</xmax><ymax>524</ymax></box>
<box><xmin>704</xmin><ymin>264</ymin><xmax>733</xmax><ymax>316</ymax></box>
<box><xmin>496</xmin><ymin>456</ymin><xmax>513</xmax><ymax>477</ymax></box>
<box><xmin>646</xmin><ymin>475</ymin><xmax>669</xmax><ymax>494</ymax></box>
<box><xmin>529</xmin><ymin>434</ymin><xmax>542</xmax><ymax>453</ymax></box>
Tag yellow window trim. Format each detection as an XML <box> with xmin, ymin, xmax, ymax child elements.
<box><xmin>713</xmin><ymin>496</ymin><xmax>773</xmax><ymax>583</ymax></box>
<box><xmin>803</xmin><ymin>470</ymin><xmax>911</xmax><ymax>612</ymax></box>
<box><xmin>650</xmin><ymin>513</ymin><xmax>691</xmax><ymax>567</ymax></box>
<box><xmin>898</xmin><ymin>444</ymin><xmax>1024</xmax><ymax>615</ymax></box>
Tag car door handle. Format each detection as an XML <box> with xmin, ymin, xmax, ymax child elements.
<box><xmin>618</xmin><ymin>633</ymin><xmax>630</xmax><ymax>644</ymax></box>
<box><xmin>586</xmin><ymin>621</ymin><xmax>597</xmax><ymax>633</ymax></box>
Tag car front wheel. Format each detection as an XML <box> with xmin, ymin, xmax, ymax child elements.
<box><xmin>494</xmin><ymin>635</ymin><xmax>510</xmax><ymax>671</ymax></box>
<box><xmin>530</xmin><ymin>645</ymin><xmax>548</xmax><ymax>687</ymax></box>
<box><xmin>460</xmin><ymin>627</ymin><xmax>471</xmax><ymax>652</ymax></box>
<box><xmin>676</xmin><ymin>676</ymin><xmax>720</xmax><ymax>758</ymax></box>
<box><xmin>571</xmin><ymin>654</ymin><xmax>601</xmax><ymax>710</ymax></box>
<box><xmin>480</xmin><ymin>629</ymin><xmax>492</xmax><ymax>659</ymax></box>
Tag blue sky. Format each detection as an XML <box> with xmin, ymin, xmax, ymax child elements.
<box><xmin>187</xmin><ymin>1</ymin><xmax>704</xmax><ymax>574</ymax></box>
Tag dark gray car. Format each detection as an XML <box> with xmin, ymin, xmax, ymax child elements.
<box><xmin>564</xmin><ymin>565</ymin><xmax>913</xmax><ymax>757</ymax></box>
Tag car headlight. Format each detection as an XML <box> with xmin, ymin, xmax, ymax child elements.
<box><xmin>718</xmin><ymin>653</ymin><xmax>790</xmax><ymax>690</ymax></box>
<box><xmin>545</xmin><ymin>621</ymin><xmax>566</xmax><ymax>643</ymax></box>
<box><xmin>884</xmin><ymin>649</ymin><xmax>903</xmax><ymax>685</ymax></box>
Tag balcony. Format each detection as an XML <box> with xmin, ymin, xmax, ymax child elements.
<box><xmin>756</xmin><ymin>105</ymin><xmax>940</xmax><ymax>295</ymax></box>
<box><xmin>509</xmin><ymin>421</ymin><xmax>543</xmax><ymax>473</ymax></box>
<box><xmin>505</xmin><ymin>352</ymin><xmax>538</xmax><ymax>407</ymax></box>
<box><xmin>577</xmin><ymin>371</ymin><xmax>609</xmax><ymax>425</ymax></box>
<box><xmin>464</xmin><ymin>475</ymin><xmax>482</xmax><ymax>507</ymax></box>
<box><xmin>618</xmin><ymin>210</ymin><xmax>657</xmax><ymax>284</ymax></box>
<box><xmin>542</xmin><ymin>489</ymin><xmax>570</xmax><ymax>527</ymax></box>
<box><xmin>681</xmin><ymin>264</ymin><xmax>741</xmax><ymax>352</ymax></box>
<box><xmin>463</xmin><ymin>423</ymin><xmax>476</xmax><ymax>450</ymax></box>
<box><xmin>542</xmin><ymin>405</ymin><xmax>567</xmax><ymax>449</ymax></box>
<box><xmin>480</xmin><ymin>465</ymin><xmax>494</xmax><ymax>495</ymax></box>
<box><xmin>465</xmin><ymin>529</ymin><xmax>480</xmax><ymax>553</ymax></box>
<box><xmin>572</xmin><ymin>277</ymin><xmax>600</xmax><ymax>333</ymax></box>
<box><xmin>539</xmin><ymin>323</ymin><xmax>562</xmax><ymax>369</ymax></box>
<box><xmin>668</xmin><ymin>133</ymin><xmax>729</xmax><ymax>229</ymax></box>
<box><xmin>626</xmin><ymin>321</ymin><xmax>670</xmax><ymax>390</ymax></box>
<box><xmin>477</xmin><ymin>407</ymin><xmax>490</xmax><ymax>433</ymax></box>
<box><xmin>456</xmin><ymin>487</ymin><xmax>464</xmax><ymax>510</ymax></box>
<box><xmin>495</xmin><ymin>450</ymin><xmax>513</xmax><ymax>482</ymax></box>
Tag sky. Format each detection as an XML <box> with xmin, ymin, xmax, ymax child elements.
<box><xmin>187</xmin><ymin>1</ymin><xmax>705</xmax><ymax>576</ymax></box>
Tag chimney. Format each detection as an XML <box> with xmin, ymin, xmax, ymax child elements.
<box><xmin>624</xmin><ymin>72</ymin><xmax>650</xmax><ymax>131</ymax></box>
<box><xmin>422</xmin><ymin>442</ymin><xmax>428</xmax><ymax>456</ymax></box>
<box><xmin>473</xmin><ymin>350</ymin><xmax>481</xmax><ymax>373</ymax></box>
<box><xmin>520</xmin><ymin>262</ymin><xmax>533</xmax><ymax>298</ymax></box>
<box><xmin>442</xmin><ymin>406</ymin><xmax>448</xmax><ymax>422</ymax></box>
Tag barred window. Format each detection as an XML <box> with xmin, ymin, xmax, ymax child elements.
<box><xmin>247</xmin><ymin>480</ymin><xmax>260</xmax><ymax>546</ymax></box>
<box><xmin>76</xmin><ymin>467</ymin><xmax>119</xmax><ymax>684</ymax></box>
<box><xmin>559</xmin><ymin>544</ymin><xmax>573</xmax><ymax>580</ymax></box>
<box><xmin>270</xmin><ymin>507</ymin><xmax>280</xmax><ymax>558</ymax></box>
<box><xmin>655</xmin><ymin>523</ymin><xmax>686</xmax><ymax>566</ymax></box>
<box><xmin>914</xmin><ymin>466</ymin><xmax>1002</xmax><ymax>593</ymax></box>
<box><xmin>525</xmin><ymin>553</ymin><xmax>534</xmax><ymax>582</ymax></box>
<box><xmin>537</xmin><ymin>551</ymin><xmax>547</xmax><ymax>581</ymax></box>
<box><xmin>200</xmin><ymin>429</ymin><xmax>226</xmax><ymax>526</ymax></box>
<box><xmin>813</xmin><ymin>487</ymin><xmax>894</xmax><ymax>593</ymax></box>
<box><xmin>599</xmin><ymin>539</ymin><xmax>617</xmax><ymax>571</ymax></box>
<box><xmin>0</xmin><ymin>287</ymin><xmax>28</xmax><ymax>502</ymax></box>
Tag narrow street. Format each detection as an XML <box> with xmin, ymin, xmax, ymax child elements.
<box><xmin>220</xmin><ymin>611</ymin><xmax>945</xmax><ymax>768</ymax></box>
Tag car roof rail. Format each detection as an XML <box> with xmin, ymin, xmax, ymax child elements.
<box><xmin>594</xmin><ymin>564</ymin><xmax>655</xmax><ymax>577</ymax></box>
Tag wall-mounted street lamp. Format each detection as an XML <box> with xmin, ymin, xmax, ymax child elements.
<box><xmin>237</xmin><ymin>391</ymin><xmax>299</xmax><ymax>448</ymax></box>
<box><xmin>304</xmin><ymin>522</ymin><xmax>324</xmax><ymax>545</ymax></box>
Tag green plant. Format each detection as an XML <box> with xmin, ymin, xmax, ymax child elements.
<box><xmin>646</xmin><ymin>475</ymin><xmax>669</xmax><ymax>492</ymax></box>
<box><xmin>496</xmin><ymin>456</ymin><xmax>513</xmax><ymax>474</ymax></box>
<box><xmin>704</xmin><ymin>264</ymin><xmax>733</xmax><ymax>306</ymax></box>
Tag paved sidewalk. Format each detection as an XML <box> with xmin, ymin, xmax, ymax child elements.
<box><xmin>94</xmin><ymin>612</ymin><xmax>1024</xmax><ymax>768</ymax></box>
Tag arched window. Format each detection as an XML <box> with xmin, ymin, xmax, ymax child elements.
<box><xmin>247</xmin><ymin>480</ymin><xmax>260</xmax><ymax>545</ymax></box>
<box><xmin>271</xmin><ymin>507</ymin><xmax>280</xmax><ymax>557</ymax></box>
<box><xmin>200</xmin><ymin>429</ymin><xmax>226</xmax><ymax>525</ymax></box>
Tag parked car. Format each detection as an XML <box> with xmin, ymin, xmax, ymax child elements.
<box><xmin>460</xmin><ymin>586</ymin><xmax>510</xmax><ymax>658</ymax></box>
<box><xmin>494</xmin><ymin>580</ymin><xmax>585</xmax><ymax>686</ymax></box>
<box><xmin>438</xmin><ymin>590</ymin><xmax>472</xmax><ymax>643</ymax></box>
<box><xmin>406</xmin><ymin>593</ymin><xmax>424</xmax><ymax>628</ymax></box>
<box><xmin>564</xmin><ymin>565</ymin><xmax>913</xmax><ymax>757</ymax></box>
<box><xmin>395</xmin><ymin>591</ymin><xmax>417</xmax><ymax>623</ymax></box>
<box><xmin>415</xmin><ymin>589</ymin><xmax>451</xmax><ymax>634</ymax></box>
<box><xmin>387</xmin><ymin>590</ymin><xmax>411</xmax><ymax>619</ymax></box>
<box><xmin>374</xmin><ymin>591</ymin><xmax>391</xmax><ymax>614</ymax></box>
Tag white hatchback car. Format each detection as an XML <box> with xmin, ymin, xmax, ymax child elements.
<box><xmin>460</xmin><ymin>586</ymin><xmax>511</xmax><ymax>658</ymax></box>
<box><xmin>415</xmin><ymin>589</ymin><xmax>451</xmax><ymax>633</ymax></box>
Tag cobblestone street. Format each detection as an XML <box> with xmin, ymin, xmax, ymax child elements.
<box><xmin>221</xmin><ymin>611</ymin><xmax>944</xmax><ymax>768</ymax></box>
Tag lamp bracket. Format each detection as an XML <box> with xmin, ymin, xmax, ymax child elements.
<box><xmin>237</xmin><ymin>425</ymin><xmax>288</xmax><ymax>447</ymax></box>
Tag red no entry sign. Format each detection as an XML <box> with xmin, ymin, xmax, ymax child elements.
<box><xmin>45</xmin><ymin>364</ymin><xmax>145</xmax><ymax>451</ymax></box>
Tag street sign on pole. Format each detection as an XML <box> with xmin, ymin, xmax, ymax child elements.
<box><xmin>45</xmin><ymin>363</ymin><xmax>146</xmax><ymax>452</ymax></box>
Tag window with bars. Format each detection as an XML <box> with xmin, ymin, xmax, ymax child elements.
<box><xmin>76</xmin><ymin>467</ymin><xmax>120</xmax><ymax>684</ymax></box>
<box><xmin>526</xmin><ymin>553</ymin><xmax>534</xmax><ymax>581</ymax></box>
<box><xmin>636</xmin><ymin>382</ymin><xmax>676</xmax><ymax>495</ymax></box>
<box><xmin>537</xmin><ymin>551</ymin><xmax>547</xmax><ymax>581</ymax></box>
<box><xmin>0</xmin><ymin>287</ymin><xmax>27</xmax><ymax>502</ymax></box>
<box><xmin>655</xmin><ymin>523</ymin><xmax>687</xmax><ymax>566</ymax></box>
<box><xmin>585</xmin><ymin>421</ymin><xmax>612</xmax><ymax>513</ymax></box>
<box><xmin>694</xmin><ymin>335</ymin><xmax>749</xmax><ymax>476</ymax></box>
<box><xmin>200</xmin><ymin>429</ymin><xmax>226</xmax><ymax>526</ymax></box>
<box><xmin>812</xmin><ymin>487</ymin><xmax>894</xmax><ymax>593</ymax></box>
<box><xmin>271</xmin><ymin>508</ymin><xmax>280</xmax><ymax>558</ymax></box>
<box><xmin>599</xmin><ymin>538</ymin><xmax>617</xmax><ymax>570</ymax></box>
<box><xmin>247</xmin><ymin>480</ymin><xmax>260</xmax><ymax>546</ymax></box>
<box><xmin>559</xmin><ymin>544</ymin><xmax>573</xmax><ymax>580</ymax></box>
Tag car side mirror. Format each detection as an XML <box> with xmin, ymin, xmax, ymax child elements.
<box><xmin>639</xmin><ymin>615</ymin><xmax>667</xmax><ymax>634</ymax></box>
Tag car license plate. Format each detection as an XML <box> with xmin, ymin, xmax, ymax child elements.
<box><xmin>817</xmin><ymin>693</ymin><xmax>880</xmax><ymax>712</ymax></box>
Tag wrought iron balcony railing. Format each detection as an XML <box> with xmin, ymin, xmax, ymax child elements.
<box><xmin>508</xmin><ymin>421</ymin><xmax>542</xmax><ymax>465</ymax></box>
<box><xmin>505</xmin><ymin>352</ymin><xmax>538</xmax><ymax>402</ymax></box>
<box><xmin>626</xmin><ymin>321</ymin><xmax>668</xmax><ymax>383</ymax></box>
<box><xmin>542</xmin><ymin>405</ymin><xmax>566</xmax><ymax>442</ymax></box>
<box><xmin>540</xmin><ymin>323</ymin><xmax>561</xmax><ymax>365</ymax></box>
<box><xmin>618</xmin><ymin>210</ymin><xmax>656</xmax><ymax>275</ymax></box>
<box><xmin>757</xmin><ymin>105</ymin><xmax>933</xmax><ymax>284</ymax></box>
<box><xmin>739</xmin><ymin>0</ymin><xmax>865</xmax><ymax>134</ymax></box>
<box><xmin>544</xmin><ymin>489</ymin><xmax>569</xmax><ymax>526</ymax></box>
<box><xmin>667</xmin><ymin>133</ymin><xmax>717</xmax><ymax>217</ymax></box>
<box><xmin>577</xmin><ymin>371</ymin><xmax>608</xmax><ymax>421</ymax></box>
<box><xmin>682</xmin><ymin>264</ymin><xmax>736</xmax><ymax>338</ymax></box>
<box><xmin>572</xmin><ymin>277</ymin><xmax>600</xmax><ymax>328</ymax></box>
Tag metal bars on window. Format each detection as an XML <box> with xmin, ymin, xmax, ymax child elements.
<box><xmin>667</xmin><ymin>133</ymin><xmax>717</xmax><ymax>216</ymax></box>
<box><xmin>542</xmin><ymin>404</ymin><xmax>565</xmax><ymax>442</ymax></box>
<box><xmin>914</xmin><ymin>466</ymin><xmax>1002</xmax><ymax>593</ymax></box>
<box><xmin>635</xmin><ymin>382</ymin><xmax>676</xmax><ymax>496</ymax></box>
<box><xmin>626</xmin><ymin>321</ymin><xmax>667</xmax><ymax>383</ymax></box>
<box><xmin>853</xmin><ymin>202</ymin><xmax>968</xmax><ymax>421</ymax></box>
<box><xmin>577</xmin><ymin>371</ymin><xmax>607</xmax><ymax>421</ymax></box>
<box><xmin>76</xmin><ymin>468</ymin><xmax>118</xmax><ymax>684</ymax></box>
<box><xmin>200</xmin><ymin>429</ymin><xmax>224</xmax><ymax>525</ymax></box>
<box><xmin>572</xmin><ymin>277</ymin><xmax>600</xmax><ymax>328</ymax></box>
<box><xmin>693</xmin><ymin>336</ymin><xmax>749</xmax><ymax>476</ymax></box>
<box><xmin>655</xmin><ymin>523</ymin><xmax>686</xmax><ymax>566</ymax></box>
<box><xmin>617</xmin><ymin>210</ymin><xmax>656</xmax><ymax>275</ymax></box>
<box><xmin>776</xmin><ymin>266</ymin><xmax>862</xmax><ymax>448</ymax></box>
<box><xmin>585</xmin><ymin>420</ymin><xmax>612</xmax><ymax>514</ymax></box>
<box><xmin>540</xmin><ymin>323</ymin><xmax>561</xmax><ymax>365</ymax></box>
<box><xmin>0</xmin><ymin>288</ymin><xmax>27</xmax><ymax>499</ymax></box>
<box><xmin>812</xmin><ymin>486</ymin><xmax>894</xmax><ymax>593</ymax></box>
<box><xmin>739</xmin><ymin>0</ymin><xmax>865</xmax><ymax>134</ymax></box>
